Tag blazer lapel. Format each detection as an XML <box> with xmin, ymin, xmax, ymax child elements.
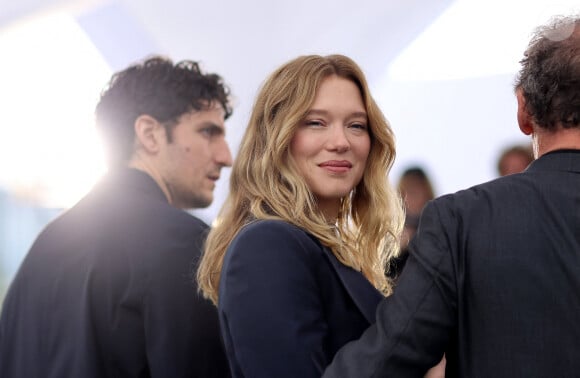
<box><xmin>323</xmin><ymin>248</ymin><xmax>383</xmax><ymax>324</ymax></box>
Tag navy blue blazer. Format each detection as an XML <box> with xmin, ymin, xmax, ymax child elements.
<box><xmin>218</xmin><ymin>219</ymin><xmax>382</xmax><ymax>377</ymax></box>
<box><xmin>324</xmin><ymin>150</ymin><xmax>580</xmax><ymax>377</ymax></box>
<box><xmin>0</xmin><ymin>168</ymin><xmax>229</xmax><ymax>378</ymax></box>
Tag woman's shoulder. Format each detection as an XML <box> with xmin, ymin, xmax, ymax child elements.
<box><xmin>229</xmin><ymin>219</ymin><xmax>322</xmax><ymax>257</ymax></box>
<box><xmin>221</xmin><ymin>220</ymin><xmax>329</xmax><ymax>297</ymax></box>
<box><xmin>240</xmin><ymin>219</ymin><xmax>305</xmax><ymax>236</ymax></box>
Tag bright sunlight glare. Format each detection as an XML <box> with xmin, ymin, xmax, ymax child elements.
<box><xmin>0</xmin><ymin>11</ymin><xmax>111</xmax><ymax>208</ymax></box>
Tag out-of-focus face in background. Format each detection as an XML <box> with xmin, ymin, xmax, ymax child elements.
<box><xmin>496</xmin><ymin>144</ymin><xmax>534</xmax><ymax>177</ymax></box>
<box><xmin>397</xmin><ymin>168</ymin><xmax>435</xmax><ymax>251</ymax></box>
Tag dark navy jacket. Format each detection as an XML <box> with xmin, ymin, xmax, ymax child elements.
<box><xmin>219</xmin><ymin>219</ymin><xmax>382</xmax><ymax>377</ymax></box>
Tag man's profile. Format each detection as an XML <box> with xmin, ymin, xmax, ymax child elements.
<box><xmin>0</xmin><ymin>56</ymin><xmax>233</xmax><ymax>377</ymax></box>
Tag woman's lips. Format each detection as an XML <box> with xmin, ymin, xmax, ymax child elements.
<box><xmin>319</xmin><ymin>160</ymin><xmax>352</xmax><ymax>173</ymax></box>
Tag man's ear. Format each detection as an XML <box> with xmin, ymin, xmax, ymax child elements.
<box><xmin>134</xmin><ymin>115</ymin><xmax>163</xmax><ymax>153</ymax></box>
<box><xmin>516</xmin><ymin>89</ymin><xmax>534</xmax><ymax>136</ymax></box>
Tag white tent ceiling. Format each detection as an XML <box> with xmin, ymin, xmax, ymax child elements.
<box><xmin>0</xmin><ymin>0</ymin><xmax>576</xmax><ymax>222</ymax></box>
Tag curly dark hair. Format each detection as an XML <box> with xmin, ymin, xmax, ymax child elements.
<box><xmin>515</xmin><ymin>15</ymin><xmax>580</xmax><ymax>130</ymax></box>
<box><xmin>95</xmin><ymin>55</ymin><xmax>233</xmax><ymax>167</ymax></box>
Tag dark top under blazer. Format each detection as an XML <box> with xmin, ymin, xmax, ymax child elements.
<box><xmin>0</xmin><ymin>168</ymin><xmax>229</xmax><ymax>378</ymax></box>
<box><xmin>324</xmin><ymin>150</ymin><xmax>580</xmax><ymax>378</ymax></box>
<box><xmin>218</xmin><ymin>219</ymin><xmax>382</xmax><ymax>378</ymax></box>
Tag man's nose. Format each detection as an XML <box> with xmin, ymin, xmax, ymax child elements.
<box><xmin>216</xmin><ymin>139</ymin><xmax>233</xmax><ymax>167</ymax></box>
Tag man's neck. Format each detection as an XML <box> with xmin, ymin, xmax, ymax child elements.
<box><xmin>535</xmin><ymin>127</ymin><xmax>580</xmax><ymax>158</ymax></box>
<box><xmin>127</xmin><ymin>157</ymin><xmax>172</xmax><ymax>204</ymax></box>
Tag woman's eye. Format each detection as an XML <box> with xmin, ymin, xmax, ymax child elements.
<box><xmin>350</xmin><ymin>123</ymin><xmax>368</xmax><ymax>130</ymax></box>
<box><xmin>305</xmin><ymin>120</ymin><xmax>324</xmax><ymax>127</ymax></box>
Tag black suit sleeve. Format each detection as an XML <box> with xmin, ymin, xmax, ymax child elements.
<box><xmin>323</xmin><ymin>200</ymin><xmax>457</xmax><ymax>377</ymax></box>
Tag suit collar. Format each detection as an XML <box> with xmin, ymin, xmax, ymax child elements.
<box><xmin>527</xmin><ymin>149</ymin><xmax>580</xmax><ymax>173</ymax></box>
<box><xmin>322</xmin><ymin>247</ymin><xmax>383</xmax><ymax>324</ymax></box>
<box><xmin>101</xmin><ymin>167</ymin><xmax>169</xmax><ymax>203</ymax></box>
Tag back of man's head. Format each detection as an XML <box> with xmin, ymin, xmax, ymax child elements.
<box><xmin>95</xmin><ymin>56</ymin><xmax>232</xmax><ymax>168</ymax></box>
<box><xmin>515</xmin><ymin>15</ymin><xmax>580</xmax><ymax>130</ymax></box>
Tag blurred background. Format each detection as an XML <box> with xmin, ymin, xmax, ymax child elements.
<box><xmin>1</xmin><ymin>0</ymin><xmax>578</xmax><ymax>305</ymax></box>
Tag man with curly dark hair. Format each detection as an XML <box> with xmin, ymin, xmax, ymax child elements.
<box><xmin>0</xmin><ymin>56</ymin><xmax>233</xmax><ymax>377</ymax></box>
<box><xmin>324</xmin><ymin>14</ymin><xmax>580</xmax><ymax>378</ymax></box>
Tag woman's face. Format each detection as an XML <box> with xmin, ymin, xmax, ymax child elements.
<box><xmin>290</xmin><ymin>75</ymin><xmax>371</xmax><ymax>219</ymax></box>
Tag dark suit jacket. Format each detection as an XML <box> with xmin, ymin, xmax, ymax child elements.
<box><xmin>324</xmin><ymin>150</ymin><xmax>580</xmax><ymax>377</ymax></box>
<box><xmin>0</xmin><ymin>168</ymin><xmax>229</xmax><ymax>378</ymax></box>
<box><xmin>218</xmin><ymin>219</ymin><xmax>382</xmax><ymax>378</ymax></box>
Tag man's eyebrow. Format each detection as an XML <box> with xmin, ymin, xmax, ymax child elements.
<box><xmin>200</xmin><ymin>122</ymin><xmax>226</xmax><ymax>134</ymax></box>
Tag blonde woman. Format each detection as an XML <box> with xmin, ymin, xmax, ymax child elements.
<box><xmin>198</xmin><ymin>54</ymin><xmax>404</xmax><ymax>377</ymax></box>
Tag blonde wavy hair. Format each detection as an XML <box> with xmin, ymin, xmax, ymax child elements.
<box><xmin>198</xmin><ymin>54</ymin><xmax>404</xmax><ymax>305</ymax></box>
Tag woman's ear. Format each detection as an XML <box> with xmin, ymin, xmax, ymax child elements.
<box><xmin>134</xmin><ymin>115</ymin><xmax>163</xmax><ymax>153</ymax></box>
<box><xmin>516</xmin><ymin>89</ymin><xmax>533</xmax><ymax>136</ymax></box>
